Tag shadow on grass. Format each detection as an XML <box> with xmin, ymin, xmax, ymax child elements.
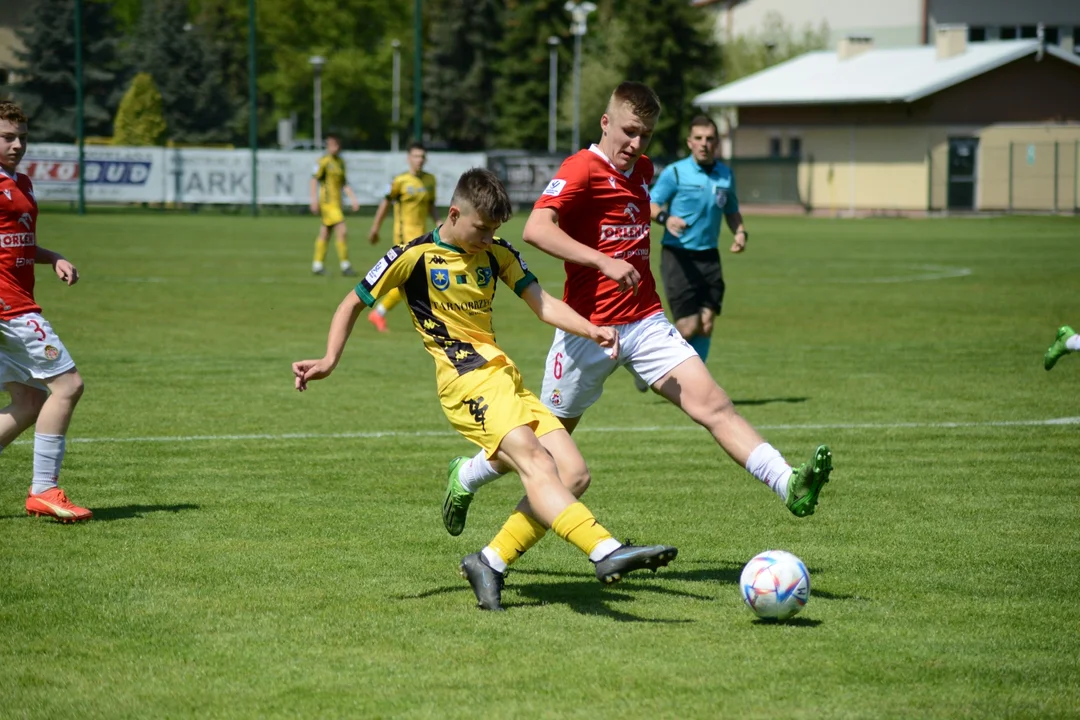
<box><xmin>731</xmin><ymin>396</ymin><xmax>809</xmax><ymax>407</ymax></box>
<box><xmin>751</xmin><ymin>617</ymin><xmax>823</xmax><ymax>628</ymax></box>
<box><xmin>90</xmin><ymin>503</ymin><xmax>201</xmax><ymax>521</ymax></box>
<box><xmin>398</xmin><ymin>566</ymin><xmax>707</xmax><ymax>622</ymax></box>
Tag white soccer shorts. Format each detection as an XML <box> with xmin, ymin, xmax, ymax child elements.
<box><xmin>0</xmin><ymin>312</ymin><xmax>76</xmax><ymax>390</ymax></box>
<box><xmin>540</xmin><ymin>311</ymin><xmax>697</xmax><ymax>418</ymax></box>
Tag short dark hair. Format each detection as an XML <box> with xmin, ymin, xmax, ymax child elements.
<box><xmin>608</xmin><ymin>82</ymin><xmax>661</xmax><ymax>121</ymax></box>
<box><xmin>688</xmin><ymin>114</ymin><xmax>718</xmax><ymax>135</ymax></box>
<box><xmin>451</xmin><ymin>168</ymin><xmax>513</xmax><ymax>223</ymax></box>
<box><xmin>0</xmin><ymin>100</ymin><xmax>28</xmax><ymax>125</ymax></box>
<box><xmin>407</xmin><ymin>141</ymin><xmax>426</xmax><ymax>153</ymax></box>
<box><xmin>325</xmin><ymin>133</ymin><xmax>341</xmax><ymax>144</ymax></box>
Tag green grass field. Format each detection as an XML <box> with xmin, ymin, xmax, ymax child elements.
<box><xmin>1</xmin><ymin>211</ymin><xmax>1078</xmax><ymax>719</ymax></box>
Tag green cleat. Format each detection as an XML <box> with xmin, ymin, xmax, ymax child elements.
<box><xmin>1044</xmin><ymin>325</ymin><xmax>1075</xmax><ymax>371</ymax></box>
<box><xmin>442</xmin><ymin>456</ymin><xmax>473</xmax><ymax>536</ymax></box>
<box><xmin>786</xmin><ymin>445</ymin><xmax>833</xmax><ymax>518</ymax></box>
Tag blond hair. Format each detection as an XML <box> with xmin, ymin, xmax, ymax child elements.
<box><xmin>606</xmin><ymin>82</ymin><xmax>661</xmax><ymax>121</ymax></box>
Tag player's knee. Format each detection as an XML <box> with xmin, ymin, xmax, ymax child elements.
<box><xmin>51</xmin><ymin>372</ymin><xmax>84</xmax><ymax>404</ymax></box>
<box><xmin>700</xmin><ymin>317</ymin><xmax>715</xmax><ymax>336</ymax></box>
<box><xmin>675</xmin><ymin>317</ymin><xmax>700</xmax><ymax>339</ymax></box>
<box><xmin>563</xmin><ymin>463</ymin><xmax>591</xmax><ymax>497</ymax></box>
<box><xmin>517</xmin><ymin>443</ymin><xmax>559</xmax><ymax>483</ymax></box>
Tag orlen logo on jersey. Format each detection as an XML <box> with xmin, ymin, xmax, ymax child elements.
<box><xmin>599</xmin><ymin>224</ymin><xmax>649</xmax><ymax>242</ymax></box>
<box><xmin>0</xmin><ymin>232</ymin><xmax>36</xmax><ymax>248</ymax></box>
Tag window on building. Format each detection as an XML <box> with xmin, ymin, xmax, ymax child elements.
<box><xmin>1020</xmin><ymin>25</ymin><xmax>1038</xmax><ymax>39</ymax></box>
<box><xmin>768</xmin><ymin>137</ymin><xmax>782</xmax><ymax>157</ymax></box>
<box><xmin>968</xmin><ymin>26</ymin><xmax>986</xmax><ymax>42</ymax></box>
<box><xmin>1044</xmin><ymin>26</ymin><xmax>1059</xmax><ymax>44</ymax></box>
<box><xmin>788</xmin><ymin>137</ymin><xmax>802</xmax><ymax>158</ymax></box>
<box><xmin>1074</xmin><ymin>27</ymin><xmax>1080</xmax><ymax>53</ymax></box>
<box><xmin>1000</xmin><ymin>26</ymin><xmax>1018</xmax><ymax>40</ymax></box>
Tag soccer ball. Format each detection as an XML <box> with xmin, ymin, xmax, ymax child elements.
<box><xmin>739</xmin><ymin>550</ymin><xmax>810</xmax><ymax>621</ymax></box>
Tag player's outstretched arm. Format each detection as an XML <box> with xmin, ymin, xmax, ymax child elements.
<box><xmin>344</xmin><ymin>185</ymin><xmax>360</xmax><ymax>213</ymax></box>
<box><xmin>519</xmin><ymin>282</ymin><xmax>618</xmax><ymax>359</ymax></box>
<box><xmin>368</xmin><ymin>198</ymin><xmax>391</xmax><ymax>244</ymax></box>
<box><xmin>292</xmin><ymin>291</ymin><xmax>365</xmax><ymax>391</ymax></box>
<box><xmin>36</xmin><ymin>246</ymin><xmax>78</xmax><ymax>286</ymax></box>
<box><xmin>523</xmin><ymin>208</ymin><xmax>639</xmax><ymax>294</ymax></box>
<box><xmin>309</xmin><ymin>177</ymin><xmax>320</xmax><ymax>215</ymax></box>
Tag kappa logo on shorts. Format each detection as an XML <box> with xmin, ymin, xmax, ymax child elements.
<box><xmin>464</xmin><ymin>396</ymin><xmax>489</xmax><ymax>431</ymax></box>
<box><xmin>430</xmin><ymin>268</ymin><xmax>450</xmax><ymax>290</ymax></box>
<box><xmin>43</xmin><ymin>345</ymin><xmax>60</xmax><ymax>361</ymax></box>
<box><xmin>550</xmin><ymin>389</ymin><xmax>562</xmax><ymax>407</ymax></box>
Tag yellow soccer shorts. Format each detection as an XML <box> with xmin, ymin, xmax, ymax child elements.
<box><xmin>320</xmin><ymin>203</ymin><xmax>345</xmax><ymax>227</ymax></box>
<box><xmin>440</xmin><ymin>360</ymin><xmax>564</xmax><ymax>459</ymax></box>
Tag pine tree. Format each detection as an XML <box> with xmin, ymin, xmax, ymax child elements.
<box><xmin>113</xmin><ymin>72</ymin><xmax>167</xmax><ymax>146</ymax></box>
<box><xmin>491</xmin><ymin>0</ymin><xmax>570</xmax><ymax>151</ymax></box>
<box><xmin>423</xmin><ymin>0</ymin><xmax>503</xmax><ymax>150</ymax></box>
<box><xmin>11</xmin><ymin>0</ymin><xmax>123</xmax><ymax>141</ymax></box>
<box><xmin>130</xmin><ymin>0</ymin><xmax>233</xmax><ymax>144</ymax></box>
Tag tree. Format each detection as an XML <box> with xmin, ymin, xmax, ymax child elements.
<box><xmin>611</xmin><ymin>0</ymin><xmax>722</xmax><ymax>158</ymax></box>
<box><xmin>129</xmin><ymin>0</ymin><xmax>234</xmax><ymax>144</ymax></box>
<box><xmin>113</xmin><ymin>73</ymin><xmax>167</xmax><ymax>145</ymax></box>
<box><xmin>720</xmin><ymin>11</ymin><xmax>829</xmax><ymax>84</ymax></box>
<box><xmin>11</xmin><ymin>0</ymin><xmax>124</xmax><ymax>141</ymax></box>
<box><xmin>491</xmin><ymin>0</ymin><xmax>570</xmax><ymax>151</ymax></box>
<box><xmin>423</xmin><ymin>0</ymin><xmax>503</xmax><ymax>150</ymax></box>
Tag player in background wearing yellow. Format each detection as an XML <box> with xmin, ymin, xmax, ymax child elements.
<box><xmin>365</xmin><ymin>142</ymin><xmax>438</xmax><ymax>331</ymax></box>
<box><xmin>292</xmin><ymin>169</ymin><xmax>677</xmax><ymax>611</ymax></box>
<box><xmin>310</xmin><ymin>134</ymin><xmax>360</xmax><ymax>277</ymax></box>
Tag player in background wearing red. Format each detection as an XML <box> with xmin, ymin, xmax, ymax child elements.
<box><xmin>0</xmin><ymin>101</ymin><xmax>90</xmax><ymax>522</ymax></box>
<box><xmin>441</xmin><ymin>83</ymin><xmax>832</xmax><ymax>544</ymax></box>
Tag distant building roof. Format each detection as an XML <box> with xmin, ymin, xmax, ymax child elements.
<box><xmin>695</xmin><ymin>40</ymin><xmax>1080</xmax><ymax>108</ymax></box>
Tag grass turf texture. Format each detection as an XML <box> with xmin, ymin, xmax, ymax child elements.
<box><xmin>1</xmin><ymin>212</ymin><xmax>1078</xmax><ymax>719</ymax></box>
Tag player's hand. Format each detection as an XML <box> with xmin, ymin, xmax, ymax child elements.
<box><xmin>367</xmin><ymin>228</ymin><xmax>380</xmax><ymax>245</ymax></box>
<box><xmin>54</xmin><ymin>258</ymin><xmax>78</xmax><ymax>286</ymax></box>
<box><xmin>309</xmin><ymin>202</ymin><xmax>320</xmax><ymax>215</ymax></box>
<box><xmin>666</xmin><ymin>216</ymin><xmax>688</xmax><ymax>238</ymax></box>
<box><xmin>292</xmin><ymin>358</ymin><xmax>334</xmax><ymax>391</ymax></box>
<box><xmin>595</xmin><ymin>327</ymin><xmax>620</xmax><ymax>361</ymax></box>
<box><xmin>600</xmin><ymin>257</ymin><xmax>640</xmax><ymax>295</ymax></box>
<box><xmin>350</xmin><ymin>201</ymin><xmax>360</xmax><ymax>213</ymax></box>
<box><xmin>730</xmin><ymin>230</ymin><xmax>747</xmax><ymax>254</ymax></box>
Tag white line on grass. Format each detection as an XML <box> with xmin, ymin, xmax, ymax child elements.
<box><xmin>13</xmin><ymin>416</ymin><xmax>1079</xmax><ymax>446</ymax></box>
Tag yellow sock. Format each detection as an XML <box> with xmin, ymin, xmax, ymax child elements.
<box><xmin>379</xmin><ymin>287</ymin><xmax>403</xmax><ymax>312</ymax></box>
<box><xmin>550</xmin><ymin>502</ymin><xmax>614</xmax><ymax>557</ymax></box>
<box><xmin>313</xmin><ymin>237</ymin><xmax>328</xmax><ymax>264</ymax></box>
<box><xmin>488</xmin><ymin>511</ymin><xmax>548</xmax><ymax>568</ymax></box>
<box><xmin>335</xmin><ymin>238</ymin><xmax>349</xmax><ymax>264</ymax></box>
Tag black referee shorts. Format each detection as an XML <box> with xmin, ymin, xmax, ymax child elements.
<box><xmin>659</xmin><ymin>244</ymin><xmax>725</xmax><ymax>321</ymax></box>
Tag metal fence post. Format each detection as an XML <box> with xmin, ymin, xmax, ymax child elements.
<box><xmin>1053</xmin><ymin>140</ymin><xmax>1059</xmax><ymax>214</ymax></box>
<box><xmin>1075</xmin><ymin>140</ymin><xmax>1079</xmax><ymax>214</ymax></box>
<box><xmin>1007</xmin><ymin>141</ymin><xmax>1013</xmax><ymax>213</ymax></box>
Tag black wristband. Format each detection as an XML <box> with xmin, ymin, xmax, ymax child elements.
<box><xmin>656</xmin><ymin>210</ymin><xmax>669</xmax><ymax>225</ymax></box>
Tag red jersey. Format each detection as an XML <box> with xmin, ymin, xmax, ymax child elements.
<box><xmin>0</xmin><ymin>171</ymin><xmax>41</xmax><ymax>320</ymax></box>
<box><xmin>533</xmin><ymin>146</ymin><xmax>663</xmax><ymax>326</ymax></box>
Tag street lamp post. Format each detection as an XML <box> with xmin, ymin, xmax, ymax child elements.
<box><xmin>391</xmin><ymin>39</ymin><xmax>401</xmax><ymax>152</ymax></box>
<box><xmin>547</xmin><ymin>36</ymin><xmax>560</xmax><ymax>154</ymax></box>
<box><xmin>565</xmin><ymin>2</ymin><xmax>596</xmax><ymax>152</ymax></box>
<box><xmin>309</xmin><ymin>55</ymin><xmax>326</xmax><ymax>148</ymax></box>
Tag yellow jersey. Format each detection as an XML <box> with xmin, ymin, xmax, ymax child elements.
<box><xmin>355</xmin><ymin>227</ymin><xmax>538</xmax><ymax>392</ymax></box>
<box><xmin>386</xmin><ymin>171</ymin><xmax>436</xmax><ymax>246</ymax></box>
<box><xmin>313</xmin><ymin>154</ymin><xmax>347</xmax><ymax>208</ymax></box>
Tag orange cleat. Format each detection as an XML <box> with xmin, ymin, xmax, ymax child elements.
<box><xmin>367</xmin><ymin>312</ymin><xmax>388</xmax><ymax>333</ymax></box>
<box><xmin>26</xmin><ymin>487</ymin><xmax>93</xmax><ymax>523</ymax></box>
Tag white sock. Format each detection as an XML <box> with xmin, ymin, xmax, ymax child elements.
<box><xmin>1066</xmin><ymin>335</ymin><xmax>1080</xmax><ymax>352</ymax></box>
<box><xmin>589</xmin><ymin>537</ymin><xmax>623</xmax><ymax>562</ymax></box>
<box><xmin>459</xmin><ymin>452</ymin><xmax>504</xmax><ymax>493</ymax></box>
<box><xmin>374</xmin><ymin>305</ymin><xmax>387</xmax><ymax>317</ymax></box>
<box><xmin>745</xmin><ymin>442</ymin><xmax>792</xmax><ymax>502</ymax></box>
<box><xmin>481</xmin><ymin>546</ymin><xmax>508</xmax><ymax>573</ymax></box>
<box><xmin>341</xmin><ymin>261</ymin><xmax>352</xmax><ymax>271</ymax></box>
<box><xmin>312</xmin><ymin>261</ymin><xmax>324</xmax><ymax>271</ymax></box>
<box><xmin>31</xmin><ymin>433</ymin><xmax>65</xmax><ymax>495</ymax></box>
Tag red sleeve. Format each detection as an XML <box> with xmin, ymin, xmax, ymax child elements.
<box><xmin>533</xmin><ymin>153</ymin><xmax>590</xmax><ymax>214</ymax></box>
<box><xmin>640</xmin><ymin>156</ymin><xmax>655</xmax><ymax>185</ymax></box>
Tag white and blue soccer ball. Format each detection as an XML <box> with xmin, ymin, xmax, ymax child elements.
<box><xmin>739</xmin><ymin>550</ymin><xmax>810</xmax><ymax>620</ymax></box>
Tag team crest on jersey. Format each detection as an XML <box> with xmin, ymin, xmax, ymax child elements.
<box><xmin>714</xmin><ymin>187</ymin><xmax>728</xmax><ymax>209</ymax></box>
<box><xmin>44</xmin><ymin>345</ymin><xmax>60</xmax><ymax>361</ymax></box>
<box><xmin>476</xmin><ymin>267</ymin><xmax>492</xmax><ymax>288</ymax></box>
<box><xmin>430</xmin><ymin>268</ymin><xmax>450</xmax><ymax>290</ymax></box>
<box><xmin>17</xmin><ymin>213</ymin><xmax>33</xmax><ymax>229</ymax></box>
